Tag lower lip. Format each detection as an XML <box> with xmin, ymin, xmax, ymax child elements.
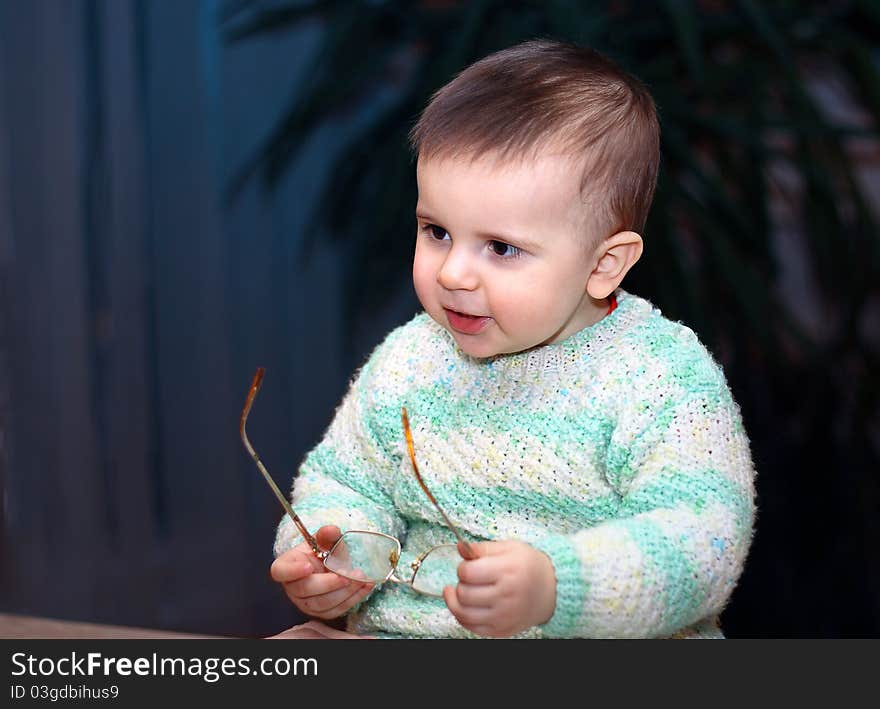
<box><xmin>444</xmin><ymin>309</ymin><xmax>492</xmax><ymax>335</ymax></box>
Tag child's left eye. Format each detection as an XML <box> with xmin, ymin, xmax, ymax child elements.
<box><xmin>488</xmin><ymin>240</ymin><xmax>521</xmax><ymax>258</ymax></box>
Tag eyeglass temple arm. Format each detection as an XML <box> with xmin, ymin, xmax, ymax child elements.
<box><xmin>401</xmin><ymin>408</ymin><xmax>477</xmax><ymax>560</ymax></box>
<box><xmin>240</xmin><ymin>368</ymin><xmax>323</xmax><ymax>557</ymax></box>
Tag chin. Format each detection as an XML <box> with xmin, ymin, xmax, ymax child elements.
<box><xmin>445</xmin><ymin>333</ymin><xmax>484</xmax><ymax>358</ymax></box>
<box><xmin>451</xmin><ymin>334</ymin><xmax>507</xmax><ymax>359</ymax></box>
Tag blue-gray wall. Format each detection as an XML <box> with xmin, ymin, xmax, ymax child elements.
<box><xmin>0</xmin><ymin>0</ymin><xmax>417</xmax><ymax>636</ymax></box>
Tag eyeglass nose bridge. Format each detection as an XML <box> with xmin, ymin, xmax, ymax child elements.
<box><xmin>366</xmin><ymin>547</ymin><xmax>452</xmax><ymax>597</ymax></box>
<box><xmin>408</xmin><ymin>548</ymin><xmax>432</xmax><ymax>575</ymax></box>
<box><xmin>379</xmin><ymin>549</ymin><xmax>426</xmax><ymax>586</ymax></box>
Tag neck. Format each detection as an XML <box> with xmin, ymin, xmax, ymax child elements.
<box><xmin>542</xmin><ymin>293</ymin><xmax>612</xmax><ymax>346</ymax></box>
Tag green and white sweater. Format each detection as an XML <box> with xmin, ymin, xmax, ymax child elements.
<box><xmin>274</xmin><ymin>290</ymin><xmax>756</xmax><ymax>638</ymax></box>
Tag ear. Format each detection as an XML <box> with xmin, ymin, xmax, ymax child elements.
<box><xmin>586</xmin><ymin>231</ymin><xmax>643</xmax><ymax>300</ymax></box>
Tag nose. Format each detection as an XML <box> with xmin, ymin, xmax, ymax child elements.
<box><xmin>437</xmin><ymin>245</ymin><xmax>478</xmax><ymax>291</ymax></box>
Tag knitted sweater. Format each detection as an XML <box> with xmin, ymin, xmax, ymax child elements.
<box><xmin>274</xmin><ymin>289</ymin><xmax>756</xmax><ymax>638</ymax></box>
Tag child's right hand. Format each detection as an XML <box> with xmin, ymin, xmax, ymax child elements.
<box><xmin>270</xmin><ymin>525</ymin><xmax>374</xmax><ymax>620</ymax></box>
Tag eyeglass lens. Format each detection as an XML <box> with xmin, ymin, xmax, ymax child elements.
<box><xmin>323</xmin><ymin>532</ymin><xmax>460</xmax><ymax>597</ymax></box>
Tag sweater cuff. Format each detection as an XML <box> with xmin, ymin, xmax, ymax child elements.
<box><xmin>531</xmin><ymin>534</ymin><xmax>587</xmax><ymax>637</ymax></box>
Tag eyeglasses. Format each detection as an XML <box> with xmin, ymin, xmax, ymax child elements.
<box><xmin>240</xmin><ymin>367</ymin><xmax>476</xmax><ymax>598</ymax></box>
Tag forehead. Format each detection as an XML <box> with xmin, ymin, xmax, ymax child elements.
<box><xmin>415</xmin><ymin>151</ymin><xmax>585</xmax><ymax>226</ymax></box>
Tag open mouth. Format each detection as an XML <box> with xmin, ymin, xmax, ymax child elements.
<box><xmin>443</xmin><ymin>308</ymin><xmax>492</xmax><ymax>335</ymax></box>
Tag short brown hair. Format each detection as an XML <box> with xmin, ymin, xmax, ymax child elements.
<box><xmin>410</xmin><ymin>39</ymin><xmax>660</xmax><ymax>237</ymax></box>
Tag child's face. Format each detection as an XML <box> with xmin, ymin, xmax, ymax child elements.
<box><xmin>413</xmin><ymin>152</ymin><xmax>608</xmax><ymax>358</ymax></box>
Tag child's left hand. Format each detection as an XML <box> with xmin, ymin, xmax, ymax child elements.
<box><xmin>442</xmin><ymin>540</ymin><xmax>556</xmax><ymax>637</ymax></box>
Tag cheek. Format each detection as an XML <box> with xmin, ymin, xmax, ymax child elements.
<box><xmin>490</xmin><ymin>268</ymin><xmax>583</xmax><ymax>325</ymax></box>
<box><xmin>412</xmin><ymin>246</ymin><xmax>436</xmax><ymax>302</ymax></box>
<box><xmin>492</xmin><ymin>270</ymin><xmax>553</xmax><ymax>310</ymax></box>
<box><xmin>486</xmin><ymin>280</ymin><xmax>545</xmax><ymax>329</ymax></box>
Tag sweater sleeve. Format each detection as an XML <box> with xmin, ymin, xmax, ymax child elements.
<box><xmin>273</xmin><ymin>353</ymin><xmax>407</xmax><ymax>558</ymax></box>
<box><xmin>531</xmin><ymin>378</ymin><xmax>756</xmax><ymax>638</ymax></box>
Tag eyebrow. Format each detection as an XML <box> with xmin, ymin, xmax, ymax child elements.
<box><xmin>415</xmin><ymin>209</ymin><xmax>542</xmax><ymax>251</ymax></box>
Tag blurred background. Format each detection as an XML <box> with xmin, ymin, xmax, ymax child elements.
<box><xmin>1</xmin><ymin>0</ymin><xmax>878</xmax><ymax>638</ymax></box>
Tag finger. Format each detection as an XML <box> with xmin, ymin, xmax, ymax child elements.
<box><xmin>270</xmin><ymin>552</ymin><xmax>321</xmax><ymax>583</ymax></box>
<box><xmin>457</xmin><ymin>540</ymin><xmax>479</xmax><ymax>560</ymax></box>
<box><xmin>451</xmin><ymin>605</ymin><xmax>494</xmax><ymax>628</ymax></box>
<box><xmin>453</xmin><ymin>581</ymin><xmax>496</xmax><ymax>608</ymax></box>
<box><xmin>442</xmin><ymin>585</ymin><xmax>490</xmax><ymax>621</ymax></box>
<box><xmin>315</xmin><ymin>525</ymin><xmax>343</xmax><ymax>551</ymax></box>
<box><xmin>297</xmin><ymin>586</ymin><xmax>372</xmax><ymax>620</ymax></box>
<box><xmin>442</xmin><ymin>586</ymin><xmax>495</xmax><ymax>630</ymax></box>
<box><xmin>316</xmin><ymin>582</ymin><xmax>374</xmax><ymax>619</ymax></box>
<box><xmin>443</xmin><ymin>585</ymin><xmax>464</xmax><ymax>620</ymax></box>
<box><xmin>285</xmin><ymin>570</ymin><xmax>352</xmax><ymax>599</ymax></box>
<box><xmin>462</xmin><ymin>540</ymin><xmax>506</xmax><ymax>557</ymax></box>
<box><xmin>456</xmin><ymin>556</ymin><xmax>503</xmax><ymax>585</ymax></box>
<box><xmin>275</xmin><ymin>543</ymin><xmax>327</xmax><ymax>572</ymax></box>
<box><xmin>297</xmin><ymin>580</ymin><xmax>373</xmax><ymax>617</ymax></box>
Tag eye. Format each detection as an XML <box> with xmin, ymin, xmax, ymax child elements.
<box><xmin>488</xmin><ymin>240</ymin><xmax>521</xmax><ymax>258</ymax></box>
<box><xmin>426</xmin><ymin>224</ymin><xmax>450</xmax><ymax>241</ymax></box>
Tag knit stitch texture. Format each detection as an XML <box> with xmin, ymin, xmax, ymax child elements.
<box><xmin>274</xmin><ymin>289</ymin><xmax>756</xmax><ymax>638</ymax></box>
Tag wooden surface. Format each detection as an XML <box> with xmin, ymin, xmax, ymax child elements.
<box><xmin>0</xmin><ymin>613</ymin><xmax>223</xmax><ymax>639</ymax></box>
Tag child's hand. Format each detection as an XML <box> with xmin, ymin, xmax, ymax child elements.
<box><xmin>442</xmin><ymin>540</ymin><xmax>556</xmax><ymax>637</ymax></box>
<box><xmin>270</xmin><ymin>525</ymin><xmax>374</xmax><ymax>620</ymax></box>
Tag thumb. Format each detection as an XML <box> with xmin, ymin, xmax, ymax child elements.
<box><xmin>457</xmin><ymin>540</ymin><xmax>480</xmax><ymax>560</ymax></box>
<box><xmin>461</xmin><ymin>540</ymin><xmax>506</xmax><ymax>558</ymax></box>
<box><xmin>315</xmin><ymin>525</ymin><xmax>343</xmax><ymax>551</ymax></box>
